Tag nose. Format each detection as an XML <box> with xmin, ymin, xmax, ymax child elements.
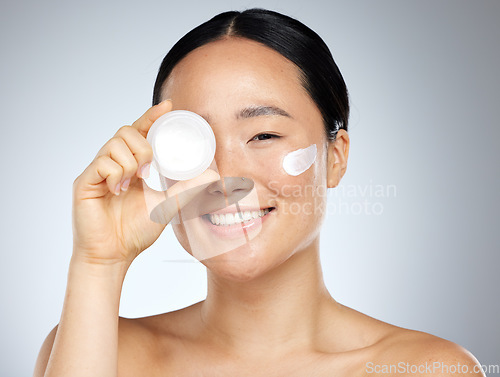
<box><xmin>207</xmin><ymin>176</ymin><xmax>254</xmax><ymax>197</ymax></box>
<box><xmin>206</xmin><ymin>127</ymin><xmax>255</xmax><ymax>201</ymax></box>
<box><xmin>207</xmin><ymin>133</ymin><xmax>252</xmax><ymax>194</ymax></box>
<box><xmin>204</xmin><ymin>177</ymin><xmax>255</xmax><ymax>212</ymax></box>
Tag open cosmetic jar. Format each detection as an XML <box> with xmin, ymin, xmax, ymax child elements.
<box><xmin>147</xmin><ymin>110</ymin><xmax>216</xmax><ymax>181</ymax></box>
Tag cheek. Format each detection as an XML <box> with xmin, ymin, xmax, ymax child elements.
<box><xmin>261</xmin><ymin>143</ymin><xmax>327</xmax><ymax>208</ymax></box>
<box><xmin>282</xmin><ymin>144</ymin><xmax>317</xmax><ymax>176</ymax></box>
<box><xmin>263</xmin><ymin>144</ymin><xmax>328</xmax><ymax>254</ymax></box>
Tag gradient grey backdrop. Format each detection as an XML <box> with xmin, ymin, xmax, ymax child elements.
<box><xmin>1</xmin><ymin>0</ymin><xmax>499</xmax><ymax>375</ymax></box>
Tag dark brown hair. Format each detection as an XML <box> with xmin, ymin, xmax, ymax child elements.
<box><xmin>153</xmin><ymin>8</ymin><xmax>349</xmax><ymax>141</ymax></box>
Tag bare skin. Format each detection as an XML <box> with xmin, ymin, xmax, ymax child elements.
<box><xmin>34</xmin><ymin>38</ymin><xmax>484</xmax><ymax>377</ymax></box>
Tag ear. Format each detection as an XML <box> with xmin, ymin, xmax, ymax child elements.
<box><xmin>327</xmin><ymin>129</ymin><xmax>350</xmax><ymax>188</ymax></box>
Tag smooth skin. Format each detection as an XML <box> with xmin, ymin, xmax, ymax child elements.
<box><xmin>34</xmin><ymin>37</ymin><xmax>484</xmax><ymax>377</ymax></box>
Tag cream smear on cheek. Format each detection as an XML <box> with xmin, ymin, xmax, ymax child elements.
<box><xmin>282</xmin><ymin>144</ymin><xmax>317</xmax><ymax>176</ymax></box>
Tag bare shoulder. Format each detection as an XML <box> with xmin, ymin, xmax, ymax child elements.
<box><xmin>120</xmin><ymin>300</ymin><xmax>202</xmax><ymax>336</ymax></box>
<box><xmin>117</xmin><ymin>302</ymin><xmax>202</xmax><ymax>376</ymax></box>
<box><xmin>369</xmin><ymin>327</ymin><xmax>485</xmax><ymax>376</ymax></box>
<box><xmin>329</xmin><ymin>305</ymin><xmax>484</xmax><ymax>376</ymax></box>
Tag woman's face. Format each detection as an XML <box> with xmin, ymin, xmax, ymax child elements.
<box><xmin>161</xmin><ymin>37</ymin><xmax>335</xmax><ymax>281</ymax></box>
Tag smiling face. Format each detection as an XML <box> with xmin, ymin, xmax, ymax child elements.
<box><xmin>160</xmin><ymin>37</ymin><xmax>337</xmax><ymax>281</ymax></box>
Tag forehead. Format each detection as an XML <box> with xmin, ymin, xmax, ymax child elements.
<box><xmin>161</xmin><ymin>37</ymin><xmax>307</xmax><ymax>106</ymax></box>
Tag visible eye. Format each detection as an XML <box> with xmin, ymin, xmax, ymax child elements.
<box><xmin>250</xmin><ymin>133</ymin><xmax>281</xmax><ymax>142</ymax></box>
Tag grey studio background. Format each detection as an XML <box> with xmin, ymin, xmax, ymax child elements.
<box><xmin>1</xmin><ymin>0</ymin><xmax>499</xmax><ymax>375</ymax></box>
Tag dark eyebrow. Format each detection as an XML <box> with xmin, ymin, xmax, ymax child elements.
<box><xmin>237</xmin><ymin>105</ymin><xmax>292</xmax><ymax>119</ymax></box>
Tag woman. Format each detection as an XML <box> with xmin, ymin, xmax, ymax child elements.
<box><xmin>35</xmin><ymin>9</ymin><xmax>483</xmax><ymax>377</ymax></box>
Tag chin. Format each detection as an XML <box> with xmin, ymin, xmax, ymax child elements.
<box><xmin>200</xmin><ymin>242</ymin><xmax>283</xmax><ymax>282</ymax></box>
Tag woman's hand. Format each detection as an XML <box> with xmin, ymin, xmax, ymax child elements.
<box><xmin>36</xmin><ymin>101</ymin><xmax>222</xmax><ymax>377</ymax></box>
<box><xmin>72</xmin><ymin>101</ymin><xmax>218</xmax><ymax>266</ymax></box>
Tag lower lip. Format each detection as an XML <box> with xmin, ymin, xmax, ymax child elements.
<box><xmin>201</xmin><ymin>209</ymin><xmax>274</xmax><ymax>239</ymax></box>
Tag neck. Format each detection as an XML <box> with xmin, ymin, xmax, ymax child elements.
<box><xmin>199</xmin><ymin>238</ymin><xmax>338</xmax><ymax>355</ymax></box>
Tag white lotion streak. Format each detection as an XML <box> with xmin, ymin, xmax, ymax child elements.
<box><xmin>282</xmin><ymin>144</ymin><xmax>317</xmax><ymax>176</ymax></box>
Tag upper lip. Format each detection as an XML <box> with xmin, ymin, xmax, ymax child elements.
<box><xmin>204</xmin><ymin>205</ymin><xmax>275</xmax><ymax>216</ymax></box>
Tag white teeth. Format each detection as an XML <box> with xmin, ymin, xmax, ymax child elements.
<box><xmin>208</xmin><ymin>208</ymin><xmax>271</xmax><ymax>226</ymax></box>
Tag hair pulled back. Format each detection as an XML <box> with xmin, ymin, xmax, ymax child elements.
<box><xmin>153</xmin><ymin>8</ymin><xmax>349</xmax><ymax>141</ymax></box>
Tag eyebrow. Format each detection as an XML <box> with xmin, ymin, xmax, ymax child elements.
<box><xmin>236</xmin><ymin>105</ymin><xmax>292</xmax><ymax>119</ymax></box>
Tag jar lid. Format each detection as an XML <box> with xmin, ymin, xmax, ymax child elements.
<box><xmin>147</xmin><ymin>110</ymin><xmax>216</xmax><ymax>181</ymax></box>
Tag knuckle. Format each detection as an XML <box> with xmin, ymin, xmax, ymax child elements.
<box><xmin>136</xmin><ymin>148</ymin><xmax>153</xmax><ymax>163</ymax></box>
<box><xmin>110</xmin><ymin>161</ymin><xmax>124</xmax><ymax>175</ymax></box>
<box><xmin>115</xmin><ymin>125</ymin><xmax>134</xmax><ymax>137</ymax></box>
<box><xmin>95</xmin><ymin>154</ymin><xmax>108</xmax><ymax>165</ymax></box>
<box><xmin>95</xmin><ymin>155</ymin><xmax>121</xmax><ymax>176</ymax></box>
<box><xmin>108</xmin><ymin>167</ymin><xmax>123</xmax><ymax>181</ymax></box>
<box><xmin>122</xmin><ymin>159</ymin><xmax>138</xmax><ymax>176</ymax></box>
<box><xmin>98</xmin><ymin>139</ymin><xmax>119</xmax><ymax>156</ymax></box>
<box><xmin>108</xmin><ymin>136</ymin><xmax>124</xmax><ymax>148</ymax></box>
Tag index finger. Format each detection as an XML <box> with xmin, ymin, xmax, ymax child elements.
<box><xmin>131</xmin><ymin>100</ymin><xmax>172</xmax><ymax>138</ymax></box>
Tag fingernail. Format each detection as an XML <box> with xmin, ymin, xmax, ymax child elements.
<box><xmin>140</xmin><ymin>163</ymin><xmax>151</xmax><ymax>179</ymax></box>
<box><xmin>114</xmin><ymin>183</ymin><xmax>121</xmax><ymax>195</ymax></box>
<box><xmin>121</xmin><ymin>178</ymin><xmax>131</xmax><ymax>191</ymax></box>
